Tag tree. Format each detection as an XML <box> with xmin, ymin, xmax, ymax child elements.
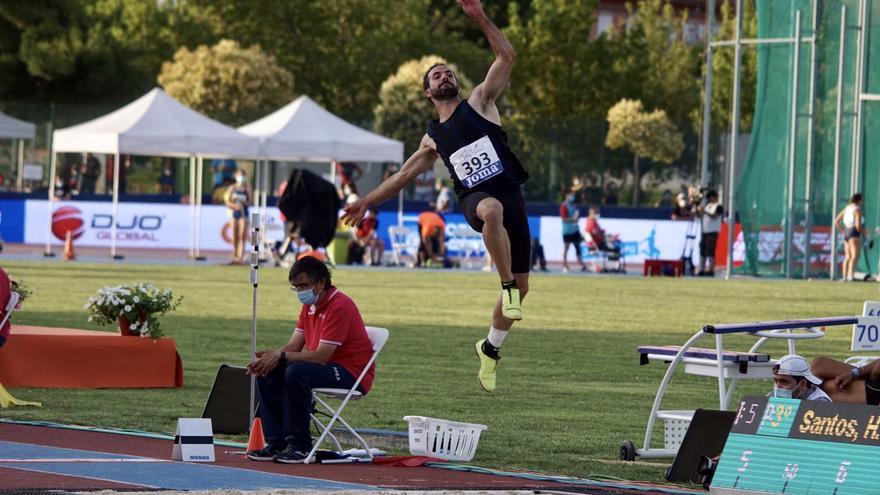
<box><xmin>0</xmin><ymin>0</ymin><xmax>215</xmax><ymax>102</ymax></box>
<box><xmin>158</xmin><ymin>40</ymin><xmax>294</xmax><ymax>127</ymax></box>
<box><xmin>186</xmin><ymin>0</ymin><xmax>483</xmax><ymax>120</ymax></box>
<box><xmin>373</xmin><ymin>55</ymin><xmax>472</xmax><ymax>155</ymax></box>
<box><xmin>709</xmin><ymin>0</ymin><xmax>758</xmax><ymax>132</ymax></box>
<box><xmin>606</xmin><ymin>99</ymin><xmax>684</xmax><ymax>206</ymax></box>
<box><xmin>503</xmin><ymin>0</ymin><xmax>607</xmax><ymax>199</ymax></box>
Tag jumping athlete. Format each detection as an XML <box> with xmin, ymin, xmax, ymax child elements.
<box><xmin>342</xmin><ymin>0</ymin><xmax>528</xmax><ymax>393</ymax></box>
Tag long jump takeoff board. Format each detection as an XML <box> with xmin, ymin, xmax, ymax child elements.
<box><xmin>711</xmin><ymin>396</ymin><xmax>880</xmax><ymax>494</ymax></box>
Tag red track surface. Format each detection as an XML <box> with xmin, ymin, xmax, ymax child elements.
<box><xmin>0</xmin><ymin>422</ymin><xmax>591</xmax><ymax>491</ymax></box>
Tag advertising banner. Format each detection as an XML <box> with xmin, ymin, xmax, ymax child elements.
<box><xmin>24</xmin><ymin>200</ymin><xmax>286</xmax><ymax>251</ymax></box>
<box><xmin>0</xmin><ymin>199</ymin><xmax>25</xmax><ymax>243</ymax></box>
<box><xmin>540</xmin><ymin>217</ymin><xmax>699</xmax><ymax>264</ymax></box>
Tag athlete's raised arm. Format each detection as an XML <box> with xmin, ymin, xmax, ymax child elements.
<box><xmin>459</xmin><ymin>0</ymin><xmax>516</xmax><ymax>119</ymax></box>
<box><xmin>341</xmin><ymin>135</ymin><xmax>438</xmax><ymax>226</ymax></box>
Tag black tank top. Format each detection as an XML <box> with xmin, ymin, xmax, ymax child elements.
<box><xmin>426</xmin><ymin>101</ymin><xmax>529</xmax><ymax>197</ymax></box>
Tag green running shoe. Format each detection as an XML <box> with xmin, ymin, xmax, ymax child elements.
<box><xmin>501</xmin><ymin>287</ymin><xmax>522</xmax><ymax>320</ymax></box>
<box><xmin>475</xmin><ymin>339</ymin><xmax>499</xmax><ymax>392</ymax></box>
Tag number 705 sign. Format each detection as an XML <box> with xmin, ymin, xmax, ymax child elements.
<box><xmin>853</xmin><ymin>302</ymin><xmax>880</xmax><ymax>351</ymax></box>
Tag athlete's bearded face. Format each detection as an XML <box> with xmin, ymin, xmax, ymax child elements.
<box><xmin>426</xmin><ymin>66</ymin><xmax>460</xmax><ymax>101</ymax></box>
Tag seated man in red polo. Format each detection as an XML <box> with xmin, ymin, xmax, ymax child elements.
<box><xmin>245</xmin><ymin>256</ymin><xmax>375</xmax><ymax>464</ymax></box>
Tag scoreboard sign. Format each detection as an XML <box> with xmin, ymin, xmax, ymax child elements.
<box><xmin>711</xmin><ymin>396</ymin><xmax>880</xmax><ymax>494</ymax></box>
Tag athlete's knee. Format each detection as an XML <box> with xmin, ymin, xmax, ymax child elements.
<box><xmin>515</xmin><ymin>277</ymin><xmax>529</xmax><ymax>298</ymax></box>
<box><xmin>477</xmin><ymin>199</ymin><xmax>504</xmax><ymax>227</ymax></box>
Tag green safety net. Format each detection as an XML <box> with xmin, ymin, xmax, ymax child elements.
<box><xmin>736</xmin><ymin>0</ymin><xmax>880</xmax><ymax>277</ymax></box>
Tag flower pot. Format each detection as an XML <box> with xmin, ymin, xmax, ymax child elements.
<box><xmin>118</xmin><ymin>311</ymin><xmax>149</xmax><ymax>336</ymax></box>
<box><xmin>118</xmin><ymin>317</ymin><xmax>137</xmax><ymax>336</ymax></box>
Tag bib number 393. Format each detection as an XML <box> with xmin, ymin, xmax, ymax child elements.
<box><xmin>450</xmin><ymin>135</ymin><xmax>504</xmax><ymax>188</ymax></box>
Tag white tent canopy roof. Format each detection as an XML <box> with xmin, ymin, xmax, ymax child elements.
<box><xmin>52</xmin><ymin>88</ymin><xmax>259</xmax><ymax>157</ymax></box>
<box><xmin>238</xmin><ymin>95</ymin><xmax>404</xmax><ymax>163</ymax></box>
<box><xmin>0</xmin><ymin>111</ymin><xmax>36</xmax><ymax>140</ymax></box>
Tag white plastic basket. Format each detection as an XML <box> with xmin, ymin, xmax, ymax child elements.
<box><xmin>403</xmin><ymin>415</ymin><xmax>488</xmax><ymax>462</ymax></box>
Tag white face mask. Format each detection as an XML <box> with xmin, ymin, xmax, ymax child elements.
<box><xmin>235</xmin><ymin>175</ymin><xmax>246</xmax><ymax>185</ymax></box>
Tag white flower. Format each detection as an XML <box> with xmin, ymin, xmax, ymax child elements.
<box><xmin>132</xmin><ymin>296</ymin><xmax>140</xmax><ymax>303</ymax></box>
<box><xmin>124</xmin><ymin>305</ymin><xmax>132</xmax><ymax>312</ymax></box>
<box><xmin>130</xmin><ymin>321</ymin><xmax>139</xmax><ymax>330</ymax></box>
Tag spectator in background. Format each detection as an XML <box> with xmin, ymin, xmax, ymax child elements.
<box><xmin>436</xmin><ymin>178</ymin><xmax>452</xmax><ymax>213</ymax></box>
<box><xmin>585</xmin><ymin>207</ymin><xmax>620</xmax><ymax>256</ymax></box>
<box><xmin>336</xmin><ymin>162</ymin><xmax>363</xmax><ymax>192</ymax></box>
<box><xmin>418</xmin><ymin>206</ymin><xmax>446</xmax><ymax>267</ymax></box>
<box><xmin>382</xmin><ymin>163</ymin><xmax>400</xmax><ymax>182</ymax></box>
<box><xmin>835</xmin><ymin>193</ymin><xmax>865</xmax><ymax>282</ymax></box>
<box><xmin>414</xmin><ymin>168</ymin><xmax>435</xmax><ymax>202</ymax></box>
<box><xmin>158</xmin><ymin>159</ymin><xmax>175</xmax><ymax>195</ymax></box>
<box><xmin>106</xmin><ymin>155</ymin><xmax>130</xmax><ymax>194</ymax></box>
<box><xmin>211</xmin><ymin>159</ymin><xmax>237</xmax><ymax>190</ymax></box>
<box><xmin>603</xmin><ymin>184</ymin><xmax>618</xmax><ymax>206</ymax></box>
<box><xmin>341</xmin><ymin>182</ymin><xmax>359</xmax><ymax>205</ymax></box>
<box><xmin>224</xmin><ymin>169</ymin><xmax>252</xmax><ymax>265</ymax></box>
<box><xmin>671</xmin><ymin>192</ymin><xmax>693</xmax><ymax>220</ymax></box>
<box><xmin>655</xmin><ymin>190</ymin><xmax>674</xmax><ymax>209</ymax></box>
<box><xmin>530</xmin><ymin>238</ymin><xmax>548</xmax><ymax>272</ymax></box>
<box><xmin>697</xmin><ymin>190</ymin><xmax>723</xmax><ymax>276</ymax></box>
<box><xmin>349</xmin><ymin>208</ymin><xmax>383</xmax><ymax>266</ymax></box>
<box><xmin>560</xmin><ymin>189</ymin><xmax>586</xmax><ymax>273</ymax></box>
<box><xmin>79</xmin><ymin>153</ymin><xmax>100</xmax><ymax>195</ymax></box>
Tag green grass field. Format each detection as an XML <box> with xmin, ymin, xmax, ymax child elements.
<box><xmin>1</xmin><ymin>259</ymin><xmax>875</xmax><ymax>485</ymax></box>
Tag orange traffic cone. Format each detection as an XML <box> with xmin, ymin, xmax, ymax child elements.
<box><xmin>247</xmin><ymin>417</ymin><xmax>265</xmax><ymax>452</ymax></box>
<box><xmin>63</xmin><ymin>230</ymin><xmax>76</xmax><ymax>261</ymax></box>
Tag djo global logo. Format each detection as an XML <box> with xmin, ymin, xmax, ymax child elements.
<box><xmin>51</xmin><ymin>206</ymin><xmax>86</xmax><ymax>241</ymax></box>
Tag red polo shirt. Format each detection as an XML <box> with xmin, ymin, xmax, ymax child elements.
<box><xmin>294</xmin><ymin>287</ymin><xmax>375</xmax><ymax>392</ymax></box>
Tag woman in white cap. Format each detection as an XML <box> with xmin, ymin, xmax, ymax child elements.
<box><xmin>771</xmin><ymin>354</ymin><xmax>831</xmax><ymax>402</ymax></box>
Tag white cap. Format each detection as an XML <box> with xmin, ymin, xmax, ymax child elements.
<box><xmin>775</xmin><ymin>354</ymin><xmax>822</xmax><ymax>385</ymax></box>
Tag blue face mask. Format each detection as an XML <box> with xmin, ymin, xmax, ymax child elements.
<box><xmin>773</xmin><ymin>385</ymin><xmax>794</xmax><ymax>399</ymax></box>
<box><xmin>296</xmin><ymin>288</ymin><xmax>318</xmax><ymax>305</ymax></box>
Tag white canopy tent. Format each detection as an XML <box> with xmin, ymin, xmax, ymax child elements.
<box><xmin>49</xmin><ymin>87</ymin><xmax>259</xmax><ymax>258</ymax></box>
<box><xmin>238</xmin><ymin>95</ymin><xmax>405</xmax><ymax>228</ymax></box>
<box><xmin>0</xmin><ymin>111</ymin><xmax>37</xmax><ymax>191</ymax></box>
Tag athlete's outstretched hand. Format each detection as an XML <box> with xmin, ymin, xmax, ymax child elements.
<box><xmin>458</xmin><ymin>0</ymin><xmax>485</xmax><ymax>18</ymax></box>
<box><xmin>341</xmin><ymin>198</ymin><xmax>368</xmax><ymax>227</ymax></box>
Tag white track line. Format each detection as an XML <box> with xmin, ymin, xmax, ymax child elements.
<box><xmin>0</xmin><ymin>458</ymin><xmax>166</xmax><ymax>463</ymax></box>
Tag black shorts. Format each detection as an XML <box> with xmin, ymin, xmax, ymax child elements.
<box><xmin>563</xmin><ymin>232</ymin><xmax>583</xmax><ymax>244</ymax></box>
<box><xmin>460</xmin><ymin>189</ymin><xmax>531</xmax><ymax>274</ymax></box>
<box><xmin>866</xmin><ymin>377</ymin><xmax>880</xmax><ymax>405</ymax></box>
<box><xmin>845</xmin><ymin>227</ymin><xmax>861</xmax><ymax>241</ymax></box>
<box><xmin>700</xmin><ymin>232</ymin><xmax>719</xmax><ymax>257</ymax></box>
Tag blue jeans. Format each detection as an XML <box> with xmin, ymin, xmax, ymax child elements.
<box><xmin>256</xmin><ymin>361</ymin><xmax>360</xmax><ymax>451</ymax></box>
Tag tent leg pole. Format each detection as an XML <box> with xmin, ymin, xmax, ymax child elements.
<box><xmin>189</xmin><ymin>156</ymin><xmax>196</xmax><ymax>259</ymax></box>
<box><xmin>44</xmin><ymin>151</ymin><xmax>57</xmax><ymax>257</ymax></box>
<box><xmin>195</xmin><ymin>156</ymin><xmax>204</xmax><ymax>260</ymax></box>
<box><xmin>16</xmin><ymin>139</ymin><xmax>24</xmax><ymax>192</ymax></box>
<box><xmin>111</xmin><ymin>153</ymin><xmax>122</xmax><ymax>260</ymax></box>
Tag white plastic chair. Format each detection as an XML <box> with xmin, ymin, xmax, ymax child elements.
<box><xmin>387</xmin><ymin>226</ymin><xmax>412</xmax><ymax>266</ymax></box>
<box><xmin>304</xmin><ymin>326</ymin><xmax>389</xmax><ymax>464</ymax></box>
<box><xmin>0</xmin><ymin>291</ymin><xmax>19</xmax><ymax>331</ymax></box>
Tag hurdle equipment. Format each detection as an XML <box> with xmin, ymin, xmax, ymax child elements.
<box><xmin>171</xmin><ymin>418</ymin><xmax>215</xmax><ymax>462</ymax></box>
<box><xmin>624</xmin><ymin>315</ymin><xmax>858</xmax><ymax>461</ymax></box>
